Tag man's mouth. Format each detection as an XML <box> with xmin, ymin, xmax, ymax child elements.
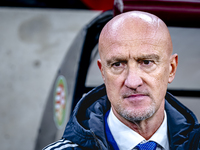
<box><xmin>126</xmin><ymin>94</ymin><xmax>146</xmax><ymax>98</ymax></box>
<box><xmin>122</xmin><ymin>93</ymin><xmax>150</xmax><ymax>103</ymax></box>
<box><xmin>123</xmin><ymin>93</ymin><xmax>149</xmax><ymax>99</ymax></box>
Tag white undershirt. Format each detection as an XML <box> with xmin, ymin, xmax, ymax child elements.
<box><xmin>107</xmin><ymin>108</ymin><xmax>169</xmax><ymax>150</ymax></box>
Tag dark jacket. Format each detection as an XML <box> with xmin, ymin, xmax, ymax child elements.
<box><xmin>43</xmin><ymin>84</ymin><xmax>200</xmax><ymax>150</ymax></box>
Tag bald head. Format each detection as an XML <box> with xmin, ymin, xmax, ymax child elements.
<box><xmin>99</xmin><ymin>11</ymin><xmax>173</xmax><ymax>58</ymax></box>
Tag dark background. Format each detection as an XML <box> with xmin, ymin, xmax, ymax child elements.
<box><xmin>1</xmin><ymin>0</ymin><xmax>114</xmax><ymax>10</ymax></box>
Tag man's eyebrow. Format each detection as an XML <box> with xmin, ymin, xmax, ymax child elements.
<box><xmin>106</xmin><ymin>57</ymin><xmax>127</xmax><ymax>66</ymax></box>
<box><xmin>136</xmin><ymin>54</ymin><xmax>160</xmax><ymax>61</ymax></box>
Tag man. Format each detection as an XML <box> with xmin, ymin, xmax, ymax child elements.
<box><xmin>43</xmin><ymin>11</ymin><xmax>200</xmax><ymax>150</ymax></box>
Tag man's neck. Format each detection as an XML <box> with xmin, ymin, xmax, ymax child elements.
<box><xmin>112</xmin><ymin>101</ymin><xmax>165</xmax><ymax>140</ymax></box>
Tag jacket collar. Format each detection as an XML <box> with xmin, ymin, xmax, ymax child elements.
<box><xmin>165</xmin><ymin>92</ymin><xmax>200</xmax><ymax>150</ymax></box>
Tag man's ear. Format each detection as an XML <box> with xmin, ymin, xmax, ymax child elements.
<box><xmin>97</xmin><ymin>59</ymin><xmax>105</xmax><ymax>81</ymax></box>
<box><xmin>168</xmin><ymin>54</ymin><xmax>178</xmax><ymax>83</ymax></box>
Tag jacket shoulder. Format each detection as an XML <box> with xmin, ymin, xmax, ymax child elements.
<box><xmin>42</xmin><ymin>138</ymin><xmax>82</xmax><ymax>150</ymax></box>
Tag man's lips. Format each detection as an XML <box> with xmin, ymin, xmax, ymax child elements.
<box><xmin>123</xmin><ymin>93</ymin><xmax>149</xmax><ymax>99</ymax></box>
<box><xmin>126</xmin><ymin>94</ymin><xmax>147</xmax><ymax>98</ymax></box>
<box><xmin>123</xmin><ymin>94</ymin><xmax>149</xmax><ymax>105</ymax></box>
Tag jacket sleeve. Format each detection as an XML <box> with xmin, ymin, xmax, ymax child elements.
<box><xmin>42</xmin><ymin>138</ymin><xmax>82</xmax><ymax>150</ymax></box>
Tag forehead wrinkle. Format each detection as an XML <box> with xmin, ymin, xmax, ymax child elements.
<box><xmin>107</xmin><ymin>38</ymin><xmax>165</xmax><ymax>52</ymax></box>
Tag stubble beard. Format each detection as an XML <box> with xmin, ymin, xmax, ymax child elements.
<box><xmin>116</xmin><ymin>100</ymin><xmax>156</xmax><ymax>123</ymax></box>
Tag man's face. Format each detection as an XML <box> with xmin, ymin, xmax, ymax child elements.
<box><xmin>98</xmin><ymin>13</ymin><xmax>177</xmax><ymax>122</ymax></box>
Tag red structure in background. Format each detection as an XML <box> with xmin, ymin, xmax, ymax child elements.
<box><xmin>79</xmin><ymin>0</ymin><xmax>200</xmax><ymax>27</ymax></box>
<box><xmin>81</xmin><ymin>0</ymin><xmax>114</xmax><ymax>11</ymax></box>
<box><xmin>113</xmin><ymin>0</ymin><xmax>200</xmax><ymax>27</ymax></box>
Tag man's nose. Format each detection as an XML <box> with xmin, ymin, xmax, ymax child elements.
<box><xmin>124</xmin><ymin>68</ymin><xmax>143</xmax><ymax>90</ymax></box>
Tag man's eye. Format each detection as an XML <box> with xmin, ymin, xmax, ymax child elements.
<box><xmin>113</xmin><ymin>62</ymin><xmax>121</xmax><ymax>67</ymax></box>
<box><xmin>111</xmin><ymin>61</ymin><xmax>127</xmax><ymax>69</ymax></box>
<box><xmin>138</xmin><ymin>60</ymin><xmax>153</xmax><ymax>65</ymax></box>
<box><xmin>143</xmin><ymin>60</ymin><xmax>151</xmax><ymax>65</ymax></box>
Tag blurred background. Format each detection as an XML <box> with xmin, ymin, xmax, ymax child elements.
<box><xmin>0</xmin><ymin>0</ymin><xmax>111</xmax><ymax>150</ymax></box>
<box><xmin>0</xmin><ymin>0</ymin><xmax>200</xmax><ymax>150</ymax></box>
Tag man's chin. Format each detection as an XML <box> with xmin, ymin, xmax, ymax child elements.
<box><xmin>119</xmin><ymin>106</ymin><xmax>156</xmax><ymax>122</ymax></box>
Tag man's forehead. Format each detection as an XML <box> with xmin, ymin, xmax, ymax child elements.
<box><xmin>101</xmin><ymin>37</ymin><xmax>167</xmax><ymax>55</ymax></box>
<box><xmin>99</xmin><ymin>11</ymin><xmax>173</xmax><ymax>57</ymax></box>
<box><xmin>100</xmin><ymin>37</ymin><xmax>169</xmax><ymax>64</ymax></box>
<box><xmin>100</xmin><ymin>12</ymin><xmax>165</xmax><ymax>49</ymax></box>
